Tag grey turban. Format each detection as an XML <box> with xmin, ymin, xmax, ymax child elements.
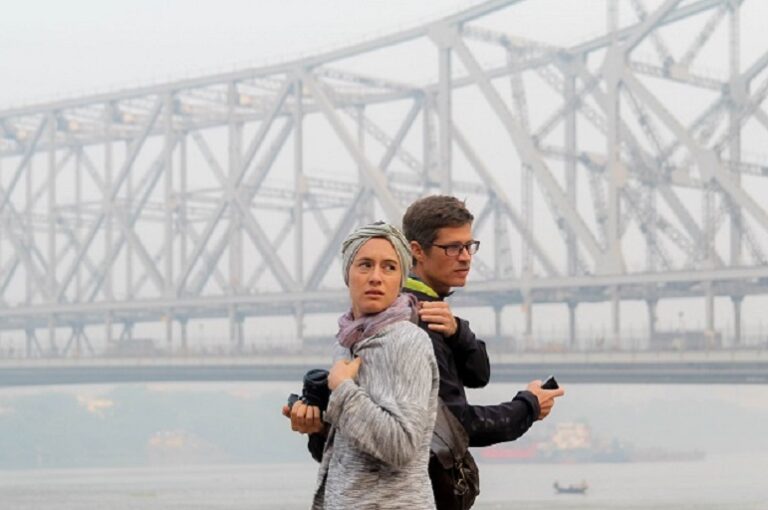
<box><xmin>341</xmin><ymin>222</ymin><xmax>412</xmax><ymax>288</ymax></box>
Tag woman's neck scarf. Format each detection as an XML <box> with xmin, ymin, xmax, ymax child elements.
<box><xmin>337</xmin><ymin>293</ymin><xmax>418</xmax><ymax>349</ymax></box>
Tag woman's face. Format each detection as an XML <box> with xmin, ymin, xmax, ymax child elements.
<box><xmin>348</xmin><ymin>238</ymin><xmax>402</xmax><ymax>319</ymax></box>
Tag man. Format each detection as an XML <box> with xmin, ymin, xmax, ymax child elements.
<box><xmin>401</xmin><ymin>195</ymin><xmax>563</xmax><ymax>448</ymax></box>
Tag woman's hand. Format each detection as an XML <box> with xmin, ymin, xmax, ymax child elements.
<box><xmin>328</xmin><ymin>357</ymin><xmax>362</xmax><ymax>390</ymax></box>
<box><xmin>282</xmin><ymin>401</ymin><xmax>325</xmax><ymax>435</ymax></box>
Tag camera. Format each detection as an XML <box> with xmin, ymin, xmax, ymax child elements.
<box><xmin>286</xmin><ymin>368</ymin><xmax>331</xmax><ymax>412</ymax></box>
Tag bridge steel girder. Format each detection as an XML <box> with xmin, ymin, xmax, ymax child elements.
<box><xmin>2</xmin><ymin>0</ymin><xmax>768</xmax><ymax>358</ymax></box>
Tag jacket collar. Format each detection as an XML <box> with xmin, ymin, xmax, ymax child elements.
<box><xmin>405</xmin><ymin>274</ymin><xmax>453</xmax><ymax>299</ymax></box>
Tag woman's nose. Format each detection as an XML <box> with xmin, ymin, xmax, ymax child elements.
<box><xmin>368</xmin><ymin>266</ymin><xmax>383</xmax><ymax>282</ymax></box>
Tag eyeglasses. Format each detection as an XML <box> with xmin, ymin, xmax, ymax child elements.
<box><xmin>429</xmin><ymin>240</ymin><xmax>480</xmax><ymax>257</ymax></box>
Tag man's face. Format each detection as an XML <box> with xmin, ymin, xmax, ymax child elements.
<box><xmin>412</xmin><ymin>223</ymin><xmax>474</xmax><ymax>295</ymax></box>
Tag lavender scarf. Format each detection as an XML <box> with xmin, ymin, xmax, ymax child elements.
<box><xmin>337</xmin><ymin>293</ymin><xmax>419</xmax><ymax>349</ymax></box>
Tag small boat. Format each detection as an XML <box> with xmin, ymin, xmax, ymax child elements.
<box><xmin>553</xmin><ymin>481</ymin><xmax>588</xmax><ymax>494</ymax></box>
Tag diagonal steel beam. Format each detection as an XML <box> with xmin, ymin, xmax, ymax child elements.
<box><xmin>303</xmin><ymin>71</ymin><xmax>403</xmax><ymax>224</ymax></box>
<box><xmin>56</xmin><ymin>97</ymin><xmax>164</xmax><ymax>302</ymax></box>
<box><xmin>452</xmin><ymin>124</ymin><xmax>559</xmax><ymax>276</ymax></box>
<box><xmin>187</xmin><ymin>130</ymin><xmax>296</xmax><ymax>292</ymax></box>
<box><xmin>678</xmin><ymin>1</ymin><xmax>729</xmax><ymax>68</ymax></box>
<box><xmin>622</xmin><ymin>0</ymin><xmax>684</xmax><ymax>56</ymax></box>
<box><xmin>450</xmin><ymin>35</ymin><xmax>605</xmax><ymax>268</ymax></box>
<box><xmin>569</xmin><ymin>62</ymin><xmax>718</xmax><ymax>265</ymax></box>
<box><xmin>0</xmin><ymin>215</ymin><xmax>49</xmax><ymax>300</ymax></box>
<box><xmin>624</xmin><ymin>70</ymin><xmax>768</xmax><ymax>235</ymax></box>
<box><xmin>304</xmin><ymin>98</ymin><xmax>421</xmax><ymax>291</ymax></box>
<box><xmin>239</xmin><ymin>78</ymin><xmax>293</xmax><ymax>185</ymax></box>
<box><xmin>742</xmin><ymin>49</ymin><xmax>768</xmax><ymax>85</ymax></box>
<box><xmin>0</xmin><ymin>256</ymin><xmax>20</xmax><ymax>298</ymax></box>
<box><xmin>55</xmin><ymin>217</ymin><xmax>101</xmax><ymax>284</ymax></box>
<box><xmin>175</xmin><ymin>81</ymin><xmax>293</xmax><ymax>295</ymax></box>
<box><xmin>185</xmin><ymin>121</ymin><xmax>293</xmax><ymax>296</ymax></box>
<box><xmin>0</xmin><ymin>117</ymin><xmax>47</xmax><ymax>214</ymax></box>
<box><xmin>82</xmin><ymin>142</ymin><xmax>176</xmax><ymax>302</ymax></box>
<box><xmin>245</xmin><ymin>216</ymin><xmax>293</xmax><ymax>291</ymax></box>
<box><xmin>629</xmin><ymin>0</ymin><xmax>674</xmax><ymax>64</ymax></box>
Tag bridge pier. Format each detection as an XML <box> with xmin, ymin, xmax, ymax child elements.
<box><xmin>229</xmin><ymin>307</ymin><xmax>244</xmax><ymax>353</ymax></box>
<box><xmin>567</xmin><ymin>301</ymin><xmax>577</xmax><ymax>349</ymax></box>
<box><xmin>105</xmin><ymin>312</ymin><xmax>113</xmax><ymax>349</ymax></box>
<box><xmin>611</xmin><ymin>286</ymin><xmax>621</xmax><ymax>350</ymax></box>
<box><xmin>732</xmin><ymin>295</ymin><xmax>743</xmax><ymax>347</ymax></box>
<box><xmin>47</xmin><ymin>316</ymin><xmax>57</xmax><ymax>357</ymax></box>
<box><xmin>493</xmin><ymin>304</ymin><xmax>503</xmax><ymax>344</ymax></box>
<box><xmin>705</xmin><ymin>283</ymin><xmax>716</xmax><ymax>347</ymax></box>
<box><xmin>180</xmin><ymin>318</ymin><xmax>189</xmax><ymax>353</ymax></box>
<box><xmin>646</xmin><ymin>298</ymin><xmax>658</xmax><ymax>350</ymax></box>
<box><xmin>523</xmin><ymin>295</ymin><xmax>533</xmax><ymax>349</ymax></box>
<box><xmin>25</xmin><ymin>327</ymin><xmax>40</xmax><ymax>358</ymax></box>
<box><xmin>295</xmin><ymin>303</ymin><xmax>305</xmax><ymax>348</ymax></box>
<box><xmin>164</xmin><ymin>312</ymin><xmax>173</xmax><ymax>352</ymax></box>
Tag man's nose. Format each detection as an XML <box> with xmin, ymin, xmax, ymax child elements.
<box><xmin>458</xmin><ymin>247</ymin><xmax>472</xmax><ymax>261</ymax></box>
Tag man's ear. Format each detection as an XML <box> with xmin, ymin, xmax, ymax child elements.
<box><xmin>410</xmin><ymin>240</ymin><xmax>425</xmax><ymax>263</ymax></box>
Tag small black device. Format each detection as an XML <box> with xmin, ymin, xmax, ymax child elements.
<box><xmin>541</xmin><ymin>375</ymin><xmax>559</xmax><ymax>389</ymax></box>
<box><xmin>286</xmin><ymin>368</ymin><xmax>331</xmax><ymax>412</ymax></box>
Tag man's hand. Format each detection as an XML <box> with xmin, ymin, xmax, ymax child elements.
<box><xmin>328</xmin><ymin>357</ymin><xmax>362</xmax><ymax>391</ymax></box>
<box><xmin>526</xmin><ymin>380</ymin><xmax>565</xmax><ymax>420</ymax></box>
<box><xmin>281</xmin><ymin>401</ymin><xmax>325</xmax><ymax>435</ymax></box>
<box><xmin>418</xmin><ymin>301</ymin><xmax>458</xmax><ymax>337</ymax></box>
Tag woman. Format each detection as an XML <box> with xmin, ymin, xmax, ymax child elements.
<box><xmin>310</xmin><ymin>222</ymin><xmax>439</xmax><ymax>509</ymax></box>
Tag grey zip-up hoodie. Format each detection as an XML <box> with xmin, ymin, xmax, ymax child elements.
<box><xmin>312</xmin><ymin>320</ymin><xmax>439</xmax><ymax>510</ymax></box>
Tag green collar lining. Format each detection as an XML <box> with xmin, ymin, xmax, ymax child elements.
<box><xmin>405</xmin><ymin>277</ymin><xmax>439</xmax><ymax>298</ymax></box>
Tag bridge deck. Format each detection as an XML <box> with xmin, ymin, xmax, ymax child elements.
<box><xmin>1</xmin><ymin>350</ymin><xmax>766</xmax><ymax>386</ymax></box>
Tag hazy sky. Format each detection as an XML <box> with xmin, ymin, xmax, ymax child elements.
<box><xmin>0</xmin><ymin>0</ymin><xmax>489</xmax><ymax>108</ymax></box>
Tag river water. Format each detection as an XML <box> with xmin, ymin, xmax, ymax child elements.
<box><xmin>1</xmin><ymin>381</ymin><xmax>766</xmax><ymax>509</ymax></box>
<box><xmin>1</xmin><ymin>453</ymin><xmax>766</xmax><ymax>509</ymax></box>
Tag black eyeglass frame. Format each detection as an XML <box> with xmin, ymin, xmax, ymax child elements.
<box><xmin>428</xmin><ymin>240</ymin><xmax>481</xmax><ymax>256</ymax></box>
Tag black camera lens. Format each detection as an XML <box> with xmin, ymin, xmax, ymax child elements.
<box><xmin>285</xmin><ymin>368</ymin><xmax>331</xmax><ymax>414</ymax></box>
<box><xmin>302</xmin><ymin>369</ymin><xmax>331</xmax><ymax>411</ymax></box>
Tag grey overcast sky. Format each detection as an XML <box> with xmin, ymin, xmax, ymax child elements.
<box><xmin>0</xmin><ymin>0</ymin><xmax>488</xmax><ymax>108</ymax></box>
<box><xmin>4</xmin><ymin>0</ymin><xmax>768</xmax><ymax>108</ymax></box>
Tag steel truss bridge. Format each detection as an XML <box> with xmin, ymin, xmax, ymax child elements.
<box><xmin>2</xmin><ymin>0</ymin><xmax>768</xmax><ymax>360</ymax></box>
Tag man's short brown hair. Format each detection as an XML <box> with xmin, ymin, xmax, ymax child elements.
<box><xmin>402</xmin><ymin>195</ymin><xmax>474</xmax><ymax>248</ymax></box>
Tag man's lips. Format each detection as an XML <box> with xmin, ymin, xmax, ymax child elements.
<box><xmin>365</xmin><ymin>290</ymin><xmax>385</xmax><ymax>296</ymax></box>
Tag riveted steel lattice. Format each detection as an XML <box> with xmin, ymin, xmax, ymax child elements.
<box><xmin>1</xmin><ymin>0</ymin><xmax>767</xmax><ymax>357</ymax></box>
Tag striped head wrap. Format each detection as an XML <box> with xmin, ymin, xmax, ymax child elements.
<box><xmin>341</xmin><ymin>221</ymin><xmax>412</xmax><ymax>289</ymax></box>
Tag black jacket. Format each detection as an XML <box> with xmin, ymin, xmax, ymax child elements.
<box><xmin>404</xmin><ymin>277</ymin><xmax>540</xmax><ymax>447</ymax></box>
